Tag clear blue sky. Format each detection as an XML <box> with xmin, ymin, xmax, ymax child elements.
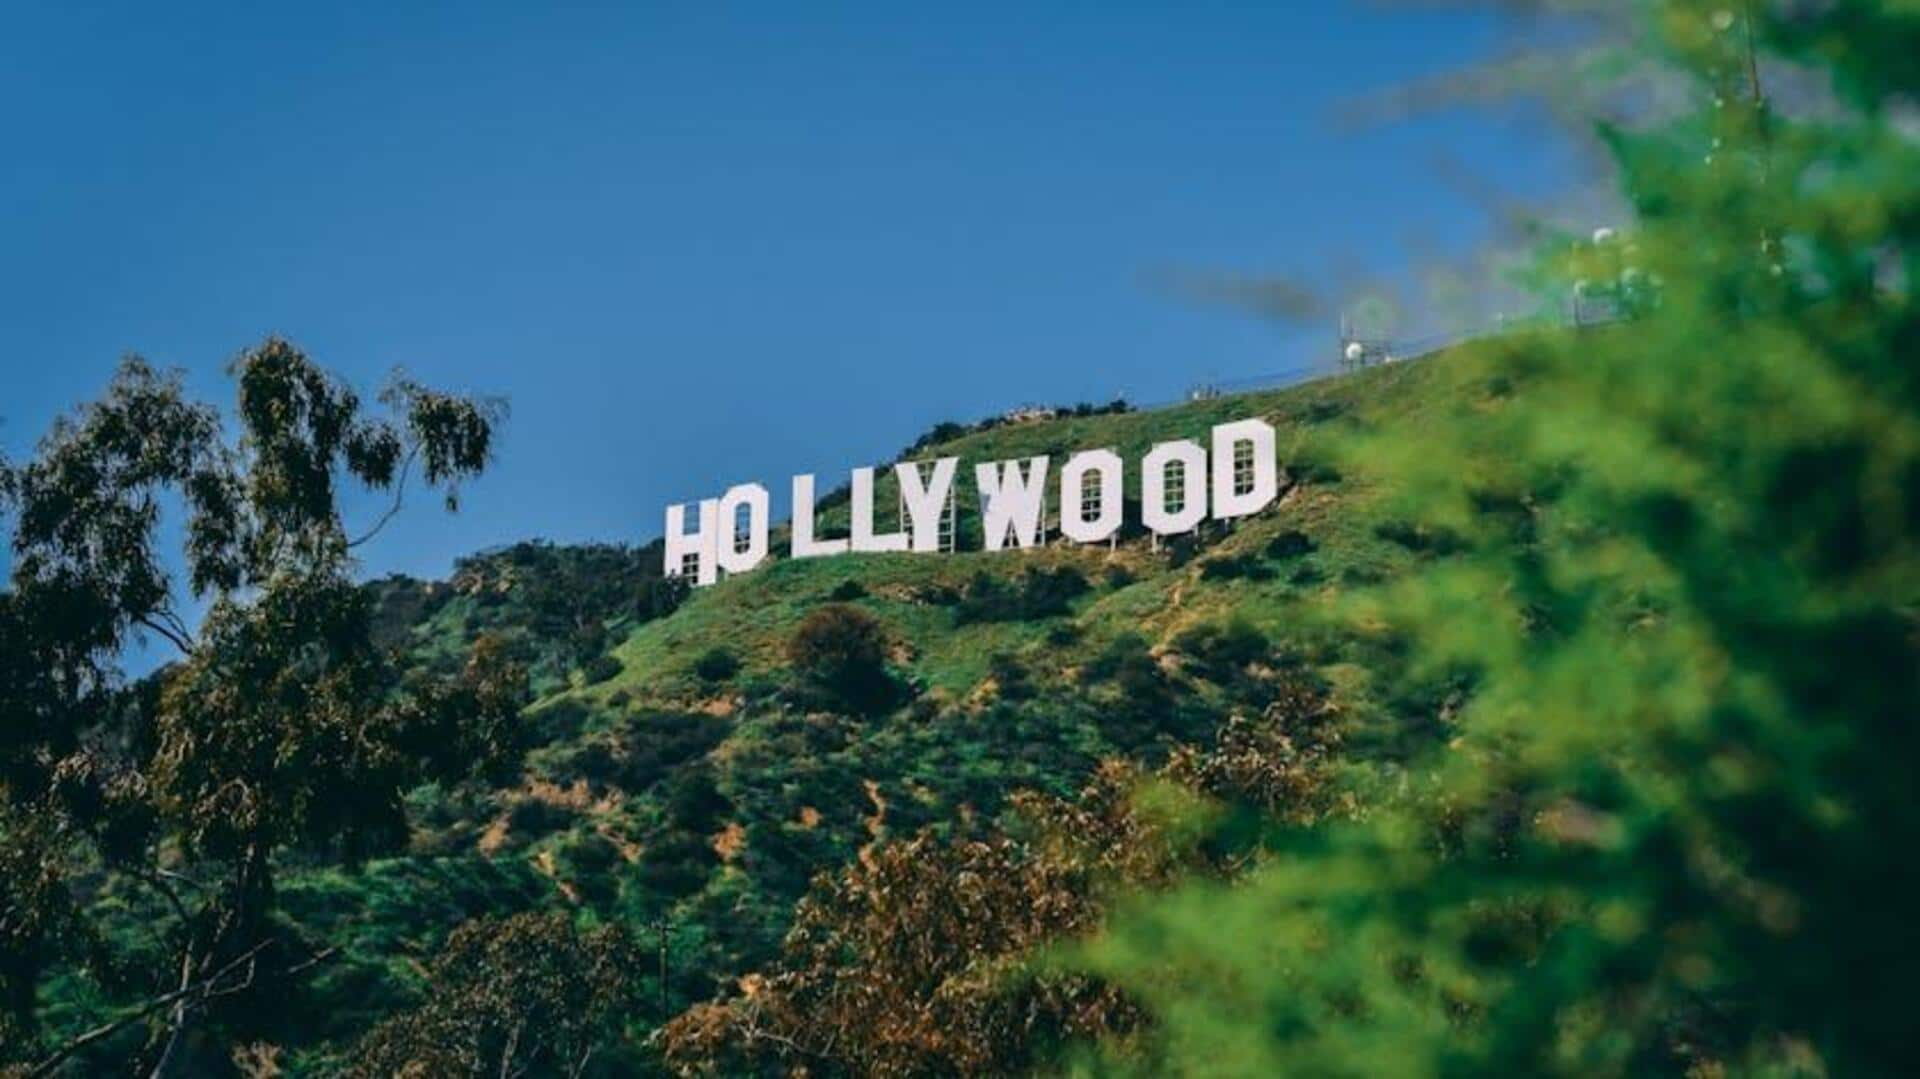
<box><xmin>2</xmin><ymin>1</ymin><xmax>1581</xmax><ymax>588</ymax></box>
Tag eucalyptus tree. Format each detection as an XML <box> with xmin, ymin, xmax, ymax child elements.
<box><xmin>0</xmin><ymin>339</ymin><xmax>524</xmax><ymax>1074</ymax></box>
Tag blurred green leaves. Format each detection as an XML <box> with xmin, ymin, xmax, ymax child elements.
<box><xmin>1076</xmin><ymin>2</ymin><xmax>1920</xmax><ymax>1074</ymax></box>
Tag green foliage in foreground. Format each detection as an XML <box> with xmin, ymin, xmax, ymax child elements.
<box><xmin>1072</xmin><ymin>2</ymin><xmax>1920</xmax><ymax>1074</ymax></box>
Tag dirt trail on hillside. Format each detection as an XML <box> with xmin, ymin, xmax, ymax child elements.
<box><xmin>858</xmin><ymin>779</ymin><xmax>889</xmax><ymax>872</ymax></box>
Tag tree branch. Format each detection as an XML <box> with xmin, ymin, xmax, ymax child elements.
<box><xmin>347</xmin><ymin>446</ymin><xmax>418</xmax><ymax>549</ymax></box>
<box><xmin>128</xmin><ymin>870</ymin><xmax>190</xmax><ymax>925</ymax></box>
<box><xmin>29</xmin><ymin>938</ymin><xmax>275</xmax><ymax>1078</ymax></box>
<box><xmin>157</xmin><ymin>605</ymin><xmax>195</xmax><ymax>648</ymax></box>
<box><xmin>135</xmin><ymin>615</ymin><xmax>193</xmax><ymax>655</ymax></box>
<box><xmin>283</xmin><ymin>945</ymin><xmax>338</xmax><ymax>978</ymax></box>
<box><xmin>154</xmin><ymin>868</ymin><xmax>209</xmax><ymax>893</ymax></box>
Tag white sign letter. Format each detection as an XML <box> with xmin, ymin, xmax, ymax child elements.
<box><xmin>1211</xmin><ymin>418</ymin><xmax>1278</xmax><ymax>520</ymax></box>
<box><xmin>716</xmin><ymin>483</ymin><xmax>770</xmax><ymax>575</ymax></box>
<box><xmin>791</xmin><ymin>473</ymin><xmax>849</xmax><ymax>559</ymax></box>
<box><xmin>1142</xmin><ymin>440</ymin><xmax>1206</xmax><ymax>536</ymax></box>
<box><xmin>851</xmin><ymin>466</ymin><xmax>910</xmax><ymax>553</ymax></box>
<box><xmin>1059</xmin><ymin>449</ymin><xmax>1123</xmax><ymax>545</ymax></box>
<box><xmin>975</xmin><ymin>456</ymin><xmax>1050</xmax><ymax>551</ymax></box>
<box><xmin>897</xmin><ymin>457</ymin><xmax>959</xmax><ymax>553</ymax></box>
<box><xmin>664</xmin><ymin>498</ymin><xmax>720</xmax><ymax>586</ymax></box>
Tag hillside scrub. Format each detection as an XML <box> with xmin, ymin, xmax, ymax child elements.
<box><xmin>661</xmin><ymin>670</ymin><xmax>1339</xmax><ymax>1075</ymax></box>
<box><xmin>952</xmin><ymin>565</ymin><xmax>1092</xmax><ymax>624</ymax></box>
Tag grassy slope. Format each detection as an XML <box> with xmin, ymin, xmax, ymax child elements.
<box><xmin>277</xmin><ymin>342</ymin><xmax>1497</xmax><ymax>1069</ymax></box>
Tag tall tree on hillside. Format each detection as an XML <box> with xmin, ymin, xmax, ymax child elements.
<box><xmin>349</xmin><ymin>912</ymin><xmax>644</xmax><ymax>1078</ymax></box>
<box><xmin>0</xmin><ymin>339</ymin><xmax>524</xmax><ymax>1075</ymax></box>
<box><xmin>1078</xmin><ymin>1</ymin><xmax>1920</xmax><ymax>1074</ymax></box>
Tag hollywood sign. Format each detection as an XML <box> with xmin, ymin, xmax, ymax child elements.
<box><xmin>664</xmin><ymin>417</ymin><xmax>1280</xmax><ymax>587</ymax></box>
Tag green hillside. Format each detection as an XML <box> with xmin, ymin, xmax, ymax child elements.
<box><xmin>262</xmin><ymin>341</ymin><xmax>1501</xmax><ymax>1070</ymax></box>
<box><xmin>562</xmin><ymin>349</ymin><xmax>1475</xmax><ymax>732</ymax></box>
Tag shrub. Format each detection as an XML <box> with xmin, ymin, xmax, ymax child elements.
<box><xmin>789</xmin><ymin>604</ymin><xmax>889</xmax><ymax>687</ymax></box>
<box><xmin>635</xmin><ymin>575</ymin><xmax>690</xmax><ymax>622</ymax></box>
<box><xmin>1264</xmin><ymin>530</ymin><xmax>1315</xmax><ymax>560</ymax></box>
<box><xmin>504</xmin><ymin>796</ymin><xmax>576</xmax><ymax>843</ymax></box>
<box><xmin>954</xmin><ymin>567</ymin><xmax>1090</xmax><ymax>624</ymax></box>
<box><xmin>665</xmin><ymin>765</ymin><xmax>733</xmax><ymax>833</ymax></box>
<box><xmin>581</xmin><ymin>652</ymin><xmax>623</xmax><ymax>685</ymax></box>
<box><xmin>1372</xmin><ymin>520</ymin><xmax>1465</xmax><ymax>556</ymax></box>
<box><xmin>1197</xmin><ymin>554</ymin><xmax>1274</xmax><ymax>582</ymax></box>
<box><xmin>525</xmin><ymin>698</ymin><xmax>592</xmax><ymax>745</ymax></box>
<box><xmin>557</xmin><ymin>829</ymin><xmax>621</xmax><ymax>877</ymax></box>
<box><xmin>1172</xmin><ymin>620</ymin><xmax>1269</xmax><ymax>681</ymax></box>
<box><xmin>694</xmin><ymin>647</ymin><xmax>741</xmax><ymax>682</ymax></box>
<box><xmin>1044</xmin><ymin>622</ymin><xmax>1082</xmax><ymax>647</ymax></box>
<box><xmin>1289</xmin><ymin>452</ymin><xmax>1341</xmax><ymax>485</ymax></box>
<box><xmin>1021</xmin><ymin>565</ymin><xmax>1090</xmax><ymax>614</ymax></box>
<box><xmin>952</xmin><ymin>572</ymin><xmax>1018</xmax><ymax>623</ymax></box>
<box><xmin>636</xmin><ymin>832</ymin><xmax>719</xmax><ymax>900</ymax></box>
<box><xmin>1079</xmin><ymin>633</ymin><xmax>1153</xmax><ymax>686</ymax></box>
<box><xmin>987</xmin><ymin>652</ymin><xmax>1033</xmax><ymax>700</ymax></box>
<box><xmin>828</xmin><ymin>579</ymin><xmax>869</xmax><ymax>602</ymax></box>
<box><xmin>608</xmin><ymin>712</ymin><xmax>729</xmax><ymax>791</ymax></box>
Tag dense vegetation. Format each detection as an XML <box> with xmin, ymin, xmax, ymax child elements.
<box><xmin>5</xmin><ymin>0</ymin><xmax>1917</xmax><ymax>1074</ymax></box>
<box><xmin>0</xmin><ymin>312</ymin><xmax>1475</xmax><ymax>1074</ymax></box>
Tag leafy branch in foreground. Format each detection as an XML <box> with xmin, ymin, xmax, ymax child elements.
<box><xmin>1074</xmin><ymin>2</ymin><xmax>1920</xmax><ymax>1075</ymax></box>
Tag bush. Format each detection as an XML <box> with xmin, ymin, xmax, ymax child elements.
<box><xmin>1022</xmin><ymin>566</ymin><xmax>1089</xmax><ymax>613</ymax></box>
<box><xmin>1264</xmin><ymin>530</ymin><xmax>1315</xmax><ymax>560</ymax></box>
<box><xmin>987</xmin><ymin>652</ymin><xmax>1033</xmax><ymax>700</ymax></box>
<box><xmin>556</xmin><ymin>828</ymin><xmax>621</xmax><ymax>877</ymax></box>
<box><xmin>788</xmin><ymin>604</ymin><xmax>900</xmax><ymax>713</ymax></box>
<box><xmin>635</xmin><ymin>575</ymin><xmax>690</xmax><ymax>622</ymax></box>
<box><xmin>1372</xmin><ymin>520</ymin><xmax>1464</xmax><ymax>556</ymax></box>
<box><xmin>828</xmin><ymin>580</ymin><xmax>868</xmax><ymax>602</ymax></box>
<box><xmin>694</xmin><ymin>647</ymin><xmax>741</xmax><ymax>682</ymax></box>
<box><xmin>504</xmin><ymin>797</ymin><xmax>576</xmax><ymax>843</ymax></box>
<box><xmin>1044</xmin><ymin>622</ymin><xmax>1082</xmax><ymax>647</ymax></box>
<box><xmin>608</xmin><ymin>712</ymin><xmax>728</xmax><ymax>791</ymax></box>
<box><xmin>525</xmin><ymin>698</ymin><xmax>591</xmax><ymax>745</ymax></box>
<box><xmin>1197</xmin><ymin>554</ymin><xmax>1275</xmax><ymax>582</ymax></box>
<box><xmin>1289</xmin><ymin>452</ymin><xmax>1341</xmax><ymax>485</ymax></box>
<box><xmin>1172</xmin><ymin>620</ymin><xmax>1269</xmax><ymax>681</ymax></box>
<box><xmin>636</xmin><ymin>832</ymin><xmax>719</xmax><ymax>900</ymax></box>
<box><xmin>789</xmin><ymin>604</ymin><xmax>888</xmax><ymax>686</ymax></box>
<box><xmin>954</xmin><ymin>567</ymin><xmax>1090</xmax><ymax>625</ymax></box>
<box><xmin>666</xmin><ymin>765</ymin><xmax>732</xmax><ymax>832</ymax></box>
<box><xmin>1080</xmin><ymin>632</ymin><xmax>1154</xmax><ymax>686</ymax></box>
<box><xmin>581</xmin><ymin>652</ymin><xmax>623</xmax><ymax>685</ymax></box>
